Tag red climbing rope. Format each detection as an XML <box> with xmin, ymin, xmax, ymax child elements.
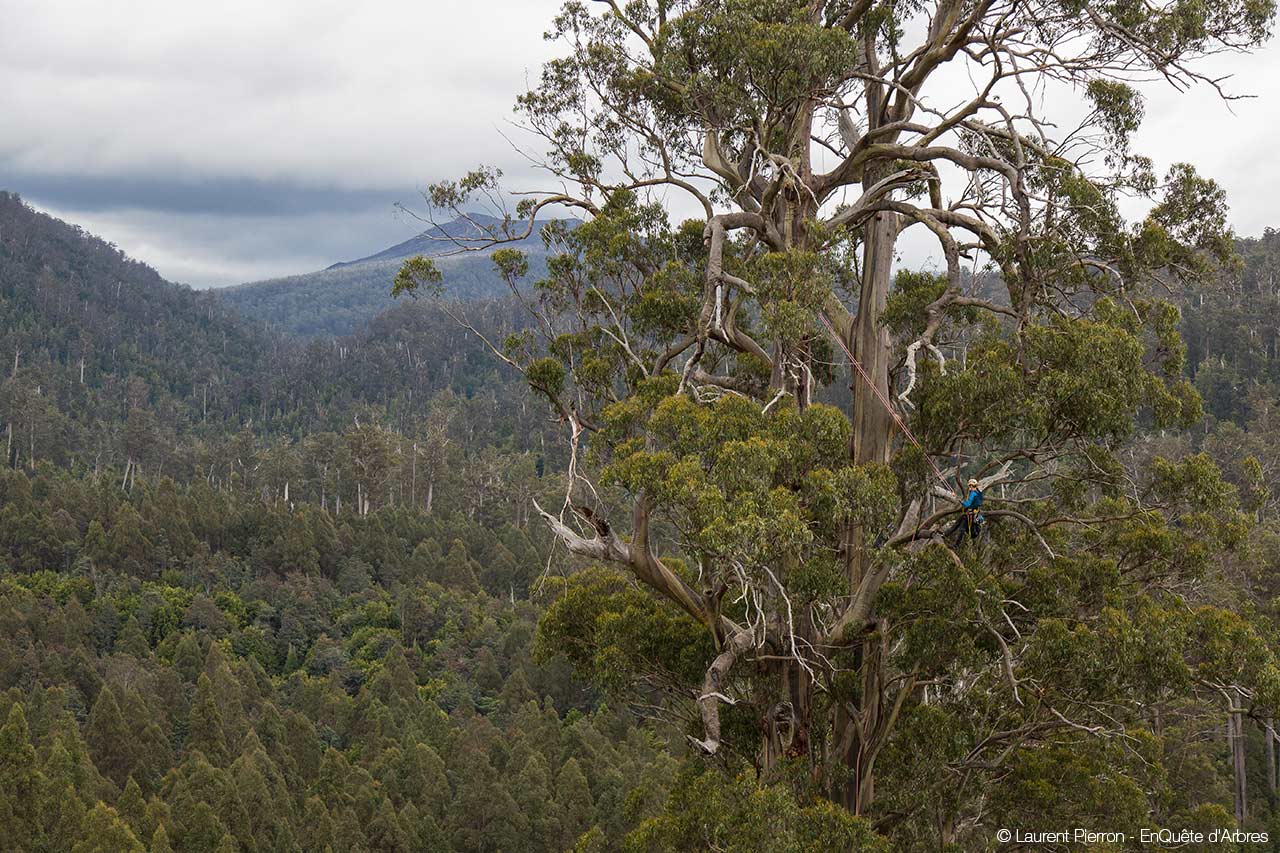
<box><xmin>817</xmin><ymin>310</ymin><xmax>950</xmax><ymax>486</ymax></box>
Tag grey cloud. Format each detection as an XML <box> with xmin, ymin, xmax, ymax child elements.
<box><xmin>31</xmin><ymin>203</ymin><xmax>427</xmax><ymax>288</ymax></box>
<box><xmin>0</xmin><ymin>0</ymin><xmax>564</xmax><ymax>287</ymax></box>
<box><xmin>1</xmin><ymin>0</ymin><xmax>1277</xmax><ymax>290</ymax></box>
<box><xmin>2</xmin><ymin>174</ymin><xmax>401</xmax><ymax>217</ymax></box>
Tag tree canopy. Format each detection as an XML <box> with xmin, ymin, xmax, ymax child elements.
<box><xmin>394</xmin><ymin>0</ymin><xmax>1280</xmax><ymax>839</ymax></box>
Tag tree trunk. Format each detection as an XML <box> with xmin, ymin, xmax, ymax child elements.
<box><xmin>841</xmin><ymin>206</ymin><xmax>901</xmax><ymax>597</ymax></box>
<box><xmin>850</xmin><ymin>211</ymin><xmax>899</xmax><ymax>469</ymax></box>
<box><xmin>1267</xmin><ymin>717</ymin><xmax>1276</xmax><ymax>806</ymax></box>
<box><xmin>853</xmin><ymin>642</ymin><xmax>880</xmax><ymax>814</ymax></box>
<box><xmin>1232</xmin><ymin>691</ymin><xmax>1247</xmax><ymax>825</ymax></box>
<box><xmin>830</xmin><ymin>206</ymin><xmax>901</xmax><ymax>815</ymax></box>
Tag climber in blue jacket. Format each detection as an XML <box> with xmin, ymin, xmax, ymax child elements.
<box><xmin>945</xmin><ymin>478</ymin><xmax>985</xmax><ymax>545</ymax></box>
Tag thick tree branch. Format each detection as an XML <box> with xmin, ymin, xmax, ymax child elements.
<box><xmin>689</xmin><ymin>627</ymin><xmax>756</xmax><ymax>755</ymax></box>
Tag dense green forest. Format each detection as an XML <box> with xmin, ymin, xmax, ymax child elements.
<box><xmin>217</xmin><ymin>214</ymin><xmax>561</xmax><ymax>337</ymax></box>
<box><xmin>6</xmin><ymin>0</ymin><xmax>1280</xmax><ymax>847</ymax></box>
<box><xmin>0</xmin><ymin>462</ymin><xmax>679</xmax><ymax>853</ymax></box>
<box><xmin>8</xmin><ymin>201</ymin><xmax>1280</xmax><ymax>852</ymax></box>
<box><xmin>0</xmin><ymin>192</ymin><xmax>691</xmax><ymax>852</ymax></box>
<box><xmin>12</xmin><ymin>201</ymin><xmax>1280</xmax><ymax>851</ymax></box>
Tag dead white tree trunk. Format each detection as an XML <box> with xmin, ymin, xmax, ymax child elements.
<box><xmin>1231</xmin><ymin>690</ymin><xmax>1247</xmax><ymax>825</ymax></box>
<box><xmin>1267</xmin><ymin>717</ymin><xmax>1276</xmax><ymax>804</ymax></box>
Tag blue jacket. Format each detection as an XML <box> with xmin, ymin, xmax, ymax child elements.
<box><xmin>962</xmin><ymin>488</ymin><xmax>984</xmax><ymax>522</ymax></box>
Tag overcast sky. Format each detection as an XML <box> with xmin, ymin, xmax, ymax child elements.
<box><xmin>2</xmin><ymin>0</ymin><xmax>1279</xmax><ymax>288</ymax></box>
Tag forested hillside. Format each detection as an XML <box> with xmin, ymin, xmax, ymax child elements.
<box><xmin>12</xmin><ymin>31</ymin><xmax>1280</xmax><ymax>845</ymax></box>
<box><xmin>12</xmin><ymin>193</ymin><xmax>1280</xmax><ymax>849</ymax></box>
<box><xmin>0</xmin><ymin>193</ymin><xmax>559</xmax><ymax>497</ymax></box>
<box><xmin>5</xmin><ymin>0</ymin><xmax>1280</xmax><ymax>842</ymax></box>
<box><xmin>0</xmin><ymin>191</ymin><xmax>272</xmax><ymax>441</ymax></box>
<box><xmin>217</xmin><ymin>214</ymin><xmax>566</xmax><ymax>337</ymax></box>
<box><xmin>13</xmin><ymin>181</ymin><xmax>1280</xmax><ymax>853</ymax></box>
<box><xmin>1187</xmin><ymin>229</ymin><xmax>1280</xmax><ymax>424</ymax></box>
<box><xmin>0</xmin><ymin>192</ymin><xmax>708</xmax><ymax>852</ymax></box>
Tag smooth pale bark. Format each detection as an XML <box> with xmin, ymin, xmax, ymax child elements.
<box><xmin>1267</xmin><ymin>718</ymin><xmax>1276</xmax><ymax>803</ymax></box>
<box><xmin>1232</xmin><ymin>691</ymin><xmax>1247</xmax><ymax>825</ymax></box>
<box><xmin>851</xmin><ymin>210</ymin><xmax>900</xmax><ymax>470</ymax></box>
<box><xmin>828</xmin><ymin>200</ymin><xmax>902</xmax><ymax>813</ymax></box>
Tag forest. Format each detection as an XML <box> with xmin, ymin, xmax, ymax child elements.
<box><xmin>0</xmin><ymin>192</ymin><xmax>691</xmax><ymax>852</ymax></box>
<box><xmin>6</xmin><ymin>0</ymin><xmax>1280</xmax><ymax>850</ymax></box>
<box><xmin>217</xmin><ymin>214</ymin><xmax>562</xmax><ymax>337</ymax></box>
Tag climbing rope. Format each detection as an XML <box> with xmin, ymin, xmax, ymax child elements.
<box><xmin>817</xmin><ymin>310</ymin><xmax>951</xmax><ymax>487</ymax></box>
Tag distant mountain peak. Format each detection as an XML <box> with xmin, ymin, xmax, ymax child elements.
<box><xmin>327</xmin><ymin>212</ymin><xmax>575</xmax><ymax>270</ymax></box>
<box><xmin>221</xmin><ymin>212</ymin><xmax>581</xmax><ymax>337</ymax></box>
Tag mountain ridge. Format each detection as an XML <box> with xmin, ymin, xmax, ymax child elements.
<box><xmin>327</xmin><ymin>212</ymin><xmax>558</xmax><ymax>269</ymax></box>
<box><xmin>218</xmin><ymin>213</ymin><xmax>572</xmax><ymax>336</ymax></box>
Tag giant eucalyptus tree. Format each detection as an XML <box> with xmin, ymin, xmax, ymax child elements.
<box><xmin>396</xmin><ymin>0</ymin><xmax>1279</xmax><ymax>832</ymax></box>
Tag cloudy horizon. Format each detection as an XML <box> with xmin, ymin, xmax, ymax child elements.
<box><xmin>1</xmin><ymin>0</ymin><xmax>568</xmax><ymax>287</ymax></box>
<box><xmin>4</xmin><ymin>0</ymin><xmax>1280</xmax><ymax>288</ymax></box>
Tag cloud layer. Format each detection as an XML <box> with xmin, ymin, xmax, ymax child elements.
<box><xmin>0</xmin><ymin>0</ymin><xmax>562</xmax><ymax>285</ymax></box>
<box><xmin>2</xmin><ymin>0</ymin><xmax>1278</xmax><ymax>287</ymax></box>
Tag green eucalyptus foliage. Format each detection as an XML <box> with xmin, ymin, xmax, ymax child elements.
<box><xmin>624</xmin><ymin>767</ymin><xmax>888</xmax><ymax>852</ymax></box>
<box><xmin>395</xmin><ymin>0</ymin><xmax>1280</xmax><ymax>845</ymax></box>
<box><xmin>536</xmin><ymin>567</ymin><xmax>712</xmax><ymax>693</ymax></box>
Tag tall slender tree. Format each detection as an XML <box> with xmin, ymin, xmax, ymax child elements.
<box><xmin>0</xmin><ymin>703</ymin><xmax>45</xmax><ymax>850</ymax></box>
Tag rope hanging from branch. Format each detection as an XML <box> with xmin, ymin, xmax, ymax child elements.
<box><xmin>817</xmin><ymin>310</ymin><xmax>950</xmax><ymax>486</ymax></box>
